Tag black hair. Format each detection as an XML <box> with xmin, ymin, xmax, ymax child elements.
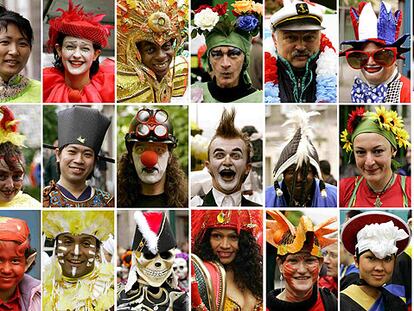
<box><xmin>0</xmin><ymin>6</ymin><xmax>33</xmax><ymax>48</ymax></box>
<box><xmin>193</xmin><ymin>228</ymin><xmax>262</xmax><ymax>299</ymax></box>
<box><xmin>319</xmin><ymin>160</ymin><xmax>331</xmax><ymax>175</ymax></box>
<box><xmin>52</xmin><ymin>32</ymin><xmax>101</xmax><ymax>78</ymax></box>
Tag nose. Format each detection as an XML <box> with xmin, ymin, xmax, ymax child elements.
<box><xmin>365</xmin><ymin>152</ymin><xmax>375</xmax><ymax>166</ymax></box>
<box><xmin>223</xmin><ymin>154</ymin><xmax>232</xmax><ymax>165</ymax></box>
<box><xmin>72</xmin><ymin>46</ymin><xmax>82</xmax><ymax>58</ymax></box>
<box><xmin>73</xmin><ymin>153</ymin><xmax>85</xmax><ymax>164</ymax></box>
<box><xmin>220</xmin><ymin>55</ymin><xmax>231</xmax><ymax>69</ymax></box>
<box><xmin>220</xmin><ymin>237</ymin><xmax>230</xmax><ymax>249</ymax></box>
<box><xmin>3</xmin><ymin>176</ymin><xmax>13</xmax><ymax>190</ymax></box>
<box><xmin>374</xmin><ymin>261</ymin><xmax>385</xmax><ymax>271</ymax></box>
<box><xmin>141</xmin><ymin>150</ymin><xmax>158</xmax><ymax>168</ymax></box>
<box><xmin>296</xmin><ymin>260</ymin><xmax>307</xmax><ymax>273</ymax></box>
<box><xmin>7</xmin><ymin>42</ymin><xmax>18</xmax><ymax>55</ymax></box>
<box><xmin>154</xmin><ymin>48</ymin><xmax>168</xmax><ymax>61</ymax></box>
<box><xmin>0</xmin><ymin>262</ymin><xmax>12</xmax><ymax>274</ymax></box>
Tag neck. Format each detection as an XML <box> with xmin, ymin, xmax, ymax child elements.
<box><xmin>367</xmin><ymin>172</ymin><xmax>394</xmax><ymax>193</ymax></box>
<box><xmin>58</xmin><ymin>178</ymin><xmax>88</xmax><ymax>198</ymax></box>
<box><xmin>0</xmin><ymin>286</ymin><xmax>16</xmax><ymax>302</ymax></box>
<box><xmin>140</xmin><ymin>176</ymin><xmax>166</xmax><ymax>195</ymax></box>
<box><xmin>359</xmin><ymin>285</ymin><xmax>381</xmax><ymax>299</ymax></box>
<box><xmin>280</xmin><ymin>284</ymin><xmax>313</xmax><ymax>302</ymax></box>
<box><xmin>64</xmin><ymin>71</ymin><xmax>90</xmax><ymax>90</ymax></box>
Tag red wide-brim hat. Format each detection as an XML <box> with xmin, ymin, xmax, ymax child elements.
<box><xmin>341</xmin><ymin>211</ymin><xmax>410</xmax><ymax>256</ymax></box>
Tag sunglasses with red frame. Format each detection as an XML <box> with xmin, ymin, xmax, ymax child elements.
<box><xmin>345</xmin><ymin>47</ymin><xmax>397</xmax><ymax>70</ymax></box>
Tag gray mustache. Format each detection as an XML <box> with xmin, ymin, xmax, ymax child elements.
<box><xmin>292</xmin><ymin>50</ymin><xmax>312</xmax><ymax>57</ymax></box>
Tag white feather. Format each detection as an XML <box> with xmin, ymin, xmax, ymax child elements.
<box><xmin>134</xmin><ymin>211</ymin><xmax>159</xmax><ymax>254</ymax></box>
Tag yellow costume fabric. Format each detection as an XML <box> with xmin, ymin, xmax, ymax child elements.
<box><xmin>0</xmin><ymin>191</ymin><xmax>40</xmax><ymax>208</ymax></box>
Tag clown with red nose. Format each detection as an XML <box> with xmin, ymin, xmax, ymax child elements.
<box><xmin>124</xmin><ymin>108</ymin><xmax>181</xmax><ymax>207</ymax></box>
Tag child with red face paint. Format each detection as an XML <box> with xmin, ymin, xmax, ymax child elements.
<box><xmin>266</xmin><ymin>211</ymin><xmax>338</xmax><ymax>311</ymax></box>
<box><xmin>118</xmin><ymin>107</ymin><xmax>188</xmax><ymax>207</ymax></box>
<box><xmin>0</xmin><ymin>217</ymin><xmax>40</xmax><ymax>310</ymax></box>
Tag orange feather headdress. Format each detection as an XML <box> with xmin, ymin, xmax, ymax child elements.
<box><xmin>266</xmin><ymin>210</ymin><xmax>337</xmax><ymax>258</ymax></box>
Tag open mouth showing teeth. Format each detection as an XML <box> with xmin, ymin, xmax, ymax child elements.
<box><xmin>154</xmin><ymin>63</ymin><xmax>168</xmax><ymax>70</ymax></box>
<box><xmin>142</xmin><ymin>267</ymin><xmax>170</xmax><ymax>278</ymax></box>
<box><xmin>220</xmin><ymin>169</ymin><xmax>235</xmax><ymax>181</ymax></box>
<box><xmin>68</xmin><ymin>259</ymin><xmax>83</xmax><ymax>265</ymax></box>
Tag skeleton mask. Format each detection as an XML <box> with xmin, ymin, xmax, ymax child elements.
<box><xmin>135</xmin><ymin>249</ymin><xmax>175</xmax><ymax>287</ymax></box>
<box><xmin>173</xmin><ymin>257</ymin><xmax>188</xmax><ymax>280</ymax></box>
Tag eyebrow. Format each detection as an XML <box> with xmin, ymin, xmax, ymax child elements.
<box><xmin>213</xmin><ymin>147</ymin><xmax>243</xmax><ymax>153</ymax></box>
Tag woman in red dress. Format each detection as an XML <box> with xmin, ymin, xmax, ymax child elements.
<box><xmin>340</xmin><ymin>106</ymin><xmax>411</xmax><ymax>207</ymax></box>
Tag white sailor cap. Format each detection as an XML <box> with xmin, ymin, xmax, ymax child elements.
<box><xmin>270</xmin><ymin>0</ymin><xmax>325</xmax><ymax>31</ymax></box>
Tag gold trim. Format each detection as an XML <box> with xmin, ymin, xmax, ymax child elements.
<box><xmin>341</xmin><ymin>285</ymin><xmax>376</xmax><ymax>310</ymax></box>
<box><xmin>272</xmin><ymin>15</ymin><xmax>322</xmax><ymax>29</ymax></box>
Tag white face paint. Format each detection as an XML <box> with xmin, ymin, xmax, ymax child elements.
<box><xmin>71</xmin><ymin>267</ymin><xmax>77</xmax><ymax>277</ymax></box>
<box><xmin>57</xmin><ymin>36</ymin><xmax>100</xmax><ymax>77</ymax></box>
<box><xmin>132</xmin><ymin>142</ymin><xmax>170</xmax><ymax>185</ymax></box>
<box><xmin>74</xmin><ymin>244</ymin><xmax>80</xmax><ymax>256</ymax></box>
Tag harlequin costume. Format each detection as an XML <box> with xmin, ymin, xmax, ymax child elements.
<box><xmin>117</xmin><ymin>212</ymin><xmax>188</xmax><ymax>311</ymax></box>
<box><xmin>266</xmin><ymin>211</ymin><xmax>338</xmax><ymax>311</ymax></box>
<box><xmin>43</xmin><ymin>106</ymin><xmax>114</xmax><ymax>207</ymax></box>
<box><xmin>340</xmin><ymin>106</ymin><xmax>411</xmax><ymax>207</ymax></box>
<box><xmin>191</xmin><ymin>1</ymin><xmax>263</xmax><ymax>103</ymax></box>
<box><xmin>43</xmin><ymin>0</ymin><xmax>114</xmax><ymax>103</ymax></box>
<box><xmin>265</xmin><ymin>0</ymin><xmax>337</xmax><ymax>103</ymax></box>
<box><xmin>191</xmin><ymin>210</ymin><xmax>263</xmax><ymax>311</ymax></box>
<box><xmin>265</xmin><ymin>108</ymin><xmax>337</xmax><ymax>207</ymax></box>
<box><xmin>117</xmin><ymin>0</ymin><xmax>188</xmax><ymax>103</ymax></box>
<box><xmin>42</xmin><ymin>211</ymin><xmax>114</xmax><ymax>311</ymax></box>
<box><xmin>340</xmin><ymin>2</ymin><xmax>410</xmax><ymax>103</ymax></box>
<box><xmin>340</xmin><ymin>212</ymin><xmax>410</xmax><ymax>311</ymax></box>
<box><xmin>0</xmin><ymin>106</ymin><xmax>41</xmax><ymax>207</ymax></box>
<box><xmin>0</xmin><ymin>217</ymin><xmax>41</xmax><ymax>310</ymax></box>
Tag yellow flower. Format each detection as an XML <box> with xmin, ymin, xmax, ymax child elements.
<box><xmin>369</xmin><ymin>106</ymin><xmax>392</xmax><ymax>130</ymax></box>
<box><xmin>388</xmin><ymin>110</ymin><xmax>404</xmax><ymax>134</ymax></box>
<box><xmin>232</xmin><ymin>1</ymin><xmax>253</xmax><ymax>14</ymax></box>
<box><xmin>395</xmin><ymin>128</ymin><xmax>411</xmax><ymax>149</ymax></box>
<box><xmin>340</xmin><ymin>129</ymin><xmax>352</xmax><ymax>152</ymax></box>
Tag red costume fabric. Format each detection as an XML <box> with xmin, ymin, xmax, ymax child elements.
<box><xmin>43</xmin><ymin>58</ymin><xmax>114</xmax><ymax>103</ymax></box>
<box><xmin>0</xmin><ymin>285</ymin><xmax>21</xmax><ymax>311</ymax></box>
<box><xmin>399</xmin><ymin>75</ymin><xmax>410</xmax><ymax>103</ymax></box>
<box><xmin>340</xmin><ymin>175</ymin><xmax>411</xmax><ymax>207</ymax></box>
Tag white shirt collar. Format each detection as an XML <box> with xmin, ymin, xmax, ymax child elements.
<box><xmin>212</xmin><ymin>188</ymin><xmax>242</xmax><ymax>207</ymax></box>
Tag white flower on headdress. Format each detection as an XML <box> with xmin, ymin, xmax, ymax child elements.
<box><xmin>194</xmin><ymin>8</ymin><xmax>219</xmax><ymax>31</ymax></box>
<box><xmin>356</xmin><ymin>221</ymin><xmax>409</xmax><ymax>259</ymax></box>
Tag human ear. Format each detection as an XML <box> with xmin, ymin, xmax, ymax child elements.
<box><xmin>93</xmin><ymin>49</ymin><xmax>101</xmax><ymax>61</ymax></box>
<box><xmin>55</xmin><ymin>44</ymin><xmax>62</xmax><ymax>57</ymax></box>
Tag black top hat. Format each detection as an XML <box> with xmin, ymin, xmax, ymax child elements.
<box><xmin>58</xmin><ymin>106</ymin><xmax>111</xmax><ymax>156</ymax></box>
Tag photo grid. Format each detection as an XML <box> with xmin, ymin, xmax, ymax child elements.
<box><xmin>0</xmin><ymin>0</ymin><xmax>412</xmax><ymax>310</ymax></box>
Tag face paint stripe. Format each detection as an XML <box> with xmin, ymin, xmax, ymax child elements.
<box><xmin>74</xmin><ymin>244</ymin><xmax>79</xmax><ymax>256</ymax></box>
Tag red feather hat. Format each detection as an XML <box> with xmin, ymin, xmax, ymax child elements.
<box><xmin>47</xmin><ymin>0</ymin><xmax>113</xmax><ymax>51</ymax></box>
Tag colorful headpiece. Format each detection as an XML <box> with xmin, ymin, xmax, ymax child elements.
<box><xmin>340</xmin><ymin>2</ymin><xmax>409</xmax><ymax>56</ymax></box>
<box><xmin>47</xmin><ymin>0</ymin><xmax>113</xmax><ymax>51</ymax></box>
<box><xmin>266</xmin><ymin>210</ymin><xmax>336</xmax><ymax>257</ymax></box>
<box><xmin>0</xmin><ymin>217</ymin><xmax>30</xmax><ymax>255</ymax></box>
<box><xmin>270</xmin><ymin>0</ymin><xmax>324</xmax><ymax>31</ymax></box>
<box><xmin>341</xmin><ymin>106</ymin><xmax>410</xmax><ymax>166</ymax></box>
<box><xmin>192</xmin><ymin>1</ymin><xmax>262</xmax><ymax>84</ymax></box>
<box><xmin>131</xmin><ymin>211</ymin><xmax>176</xmax><ymax>255</ymax></box>
<box><xmin>125</xmin><ymin>108</ymin><xmax>177</xmax><ymax>151</ymax></box>
<box><xmin>117</xmin><ymin>0</ymin><xmax>187</xmax><ymax>65</ymax></box>
<box><xmin>0</xmin><ymin>106</ymin><xmax>25</xmax><ymax>147</ymax></box>
<box><xmin>43</xmin><ymin>211</ymin><xmax>114</xmax><ymax>242</ymax></box>
<box><xmin>342</xmin><ymin>211</ymin><xmax>410</xmax><ymax>259</ymax></box>
<box><xmin>191</xmin><ymin>210</ymin><xmax>262</xmax><ymax>245</ymax></box>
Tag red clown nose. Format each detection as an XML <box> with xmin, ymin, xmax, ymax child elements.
<box><xmin>140</xmin><ymin>150</ymin><xmax>158</xmax><ymax>169</ymax></box>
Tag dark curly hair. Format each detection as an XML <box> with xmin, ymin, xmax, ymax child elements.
<box><xmin>117</xmin><ymin>151</ymin><xmax>188</xmax><ymax>207</ymax></box>
<box><xmin>52</xmin><ymin>32</ymin><xmax>101</xmax><ymax>78</ymax></box>
<box><xmin>193</xmin><ymin>228</ymin><xmax>262</xmax><ymax>299</ymax></box>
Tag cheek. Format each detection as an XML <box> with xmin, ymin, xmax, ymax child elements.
<box><xmin>282</xmin><ymin>262</ymin><xmax>296</xmax><ymax>279</ymax></box>
<box><xmin>308</xmin><ymin>263</ymin><xmax>320</xmax><ymax>282</ymax></box>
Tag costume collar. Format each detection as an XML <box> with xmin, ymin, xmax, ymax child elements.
<box><xmin>0</xmin><ymin>74</ymin><xmax>30</xmax><ymax>102</ymax></box>
<box><xmin>360</xmin><ymin>67</ymin><xmax>399</xmax><ymax>87</ymax></box>
<box><xmin>207</xmin><ymin>78</ymin><xmax>255</xmax><ymax>103</ymax></box>
<box><xmin>212</xmin><ymin>188</ymin><xmax>242</xmax><ymax>207</ymax></box>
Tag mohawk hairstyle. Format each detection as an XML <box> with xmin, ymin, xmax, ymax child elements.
<box><xmin>208</xmin><ymin>108</ymin><xmax>251</xmax><ymax>162</ymax></box>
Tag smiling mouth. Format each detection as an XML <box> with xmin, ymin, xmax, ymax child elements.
<box><xmin>154</xmin><ymin>62</ymin><xmax>169</xmax><ymax>71</ymax></box>
<box><xmin>69</xmin><ymin>60</ymin><xmax>85</xmax><ymax>68</ymax></box>
<box><xmin>4</xmin><ymin>59</ymin><xmax>19</xmax><ymax>66</ymax></box>
<box><xmin>294</xmin><ymin>276</ymin><xmax>311</xmax><ymax>280</ymax></box>
<box><xmin>69</xmin><ymin>166</ymin><xmax>85</xmax><ymax>174</ymax></box>
<box><xmin>67</xmin><ymin>259</ymin><xmax>84</xmax><ymax>266</ymax></box>
<box><xmin>217</xmin><ymin>251</ymin><xmax>233</xmax><ymax>259</ymax></box>
<box><xmin>363</xmin><ymin>66</ymin><xmax>382</xmax><ymax>74</ymax></box>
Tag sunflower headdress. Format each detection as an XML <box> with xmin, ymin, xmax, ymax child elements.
<box><xmin>266</xmin><ymin>210</ymin><xmax>336</xmax><ymax>258</ymax></box>
<box><xmin>341</xmin><ymin>106</ymin><xmax>410</xmax><ymax>165</ymax></box>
